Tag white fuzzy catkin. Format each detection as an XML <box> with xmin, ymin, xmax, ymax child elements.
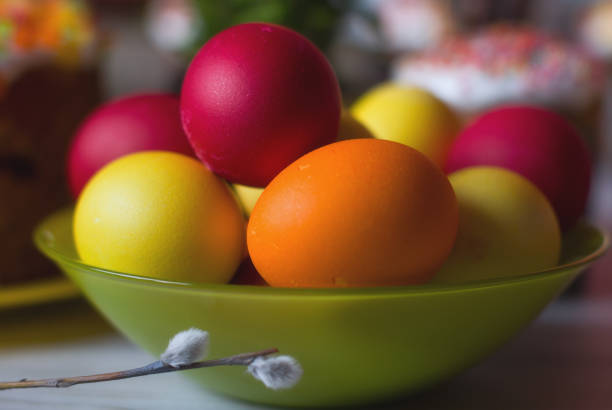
<box><xmin>160</xmin><ymin>328</ymin><xmax>209</xmax><ymax>368</ymax></box>
<box><xmin>247</xmin><ymin>355</ymin><xmax>303</xmax><ymax>390</ymax></box>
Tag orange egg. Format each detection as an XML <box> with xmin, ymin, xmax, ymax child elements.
<box><xmin>247</xmin><ymin>139</ymin><xmax>458</xmax><ymax>287</ymax></box>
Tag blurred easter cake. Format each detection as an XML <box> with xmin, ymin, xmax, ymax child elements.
<box><xmin>579</xmin><ymin>0</ymin><xmax>612</xmax><ymax>62</ymax></box>
<box><xmin>0</xmin><ymin>0</ymin><xmax>101</xmax><ymax>284</ymax></box>
<box><xmin>377</xmin><ymin>0</ymin><xmax>455</xmax><ymax>52</ymax></box>
<box><xmin>392</xmin><ymin>24</ymin><xmax>605</xmax><ymax>154</ymax></box>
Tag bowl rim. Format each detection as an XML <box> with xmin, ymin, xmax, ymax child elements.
<box><xmin>34</xmin><ymin>208</ymin><xmax>610</xmax><ymax>298</ymax></box>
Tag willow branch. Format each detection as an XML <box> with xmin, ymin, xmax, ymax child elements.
<box><xmin>0</xmin><ymin>348</ymin><xmax>278</xmax><ymax>390</ymax></box>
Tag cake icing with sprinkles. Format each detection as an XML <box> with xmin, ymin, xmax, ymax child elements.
<box><xmin>393</xmin><ymin>25</ymin><xmax>605</xmax><ymax>114</ymax></box>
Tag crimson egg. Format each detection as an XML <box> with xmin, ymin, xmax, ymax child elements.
<box><xmin>180</xmin><ymin>23</ymin><xmax>341</xmax><ymax>187</ymax></box>
<box><xmin>67</xmin><ymin>93</ymin><xmax>194</xmax><ymax>197</ymax></box>
<box><xmin>445</xmin><ymin>106</ymin><xmax>591</xmax><ymax>230</ymax></box>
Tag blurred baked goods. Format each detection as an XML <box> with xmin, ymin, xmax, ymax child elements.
<box><xmin>0</xmin><ymin>0</ymin><xmax>101</xmax><ymax>284</ymax></box>
<box><xmin>146</xmin><ymin>0</ymin><xmax>200</xmax><ymax>53</ymax></box>
<box><xmin>392</xmin><ymin>25</ymin><xmax>605</xmax><ymax>155</ymax></box>
<box><xmin>579</xmin><ymin>0</ymin><xmax>612</xmax><ymax>61</ymax></box>
<box><xmin>378</xmin><ymin>0</ymin><xmax>455</xmax><ymax>51</ymax></box>
<box><xmin>393</xmin><ymin>24</ymin><xmax>604</xmax><ymax>115</ymax></box>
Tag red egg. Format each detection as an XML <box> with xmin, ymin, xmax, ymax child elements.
<box><xmin>180</xmin><ymin>23</ymin><xmax>341</xmax><ymax>187</ymax></box>
<box><xmin>67</xmin><ymin>93</ymin><xmax>194</xmax><ymax>197</ymax></box>
<box><xmin>230</xmin><ymin>258</ymin><xmax>268</xmax><ymax>286</ymax></box>
<box><xmin>446</xmin><ymin>106</ymin><xmax>591</xmax><ymax>230</ymax></box>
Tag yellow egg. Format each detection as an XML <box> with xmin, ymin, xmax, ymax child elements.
<box><xmin>351</xmin><ymin>83</ymin><xmax>460</xmax><ymax>168</ymax></box>
<box><xmin>337</xmin><ymin>110</ymin><xmax>374</xmax><ymax>141</ymax></box>
<box><xmin>433</xmin><ymin>167</ymin><xmax>561</xmax><ymax>283</ymax></box>
<box><xmin>74</xmin><ymin>151</ymin><xmax>245</xmax><ymax>283</ymax></box>
<box><xmin>233</xmin><ymin>183</ymin><xmax>264</xmax><ymax>216</ymax></box>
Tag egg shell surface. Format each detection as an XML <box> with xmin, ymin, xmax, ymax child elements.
<box><xmin>445</xmin><ymin>105</ymin><xmax>591</xmax><ymax>230</ymax></box>
<box><xmin>351</xmin><ymin>84</ymin><xmax>460</xmax><ymax>168</ymax></box>
<box><xmin>434</xmin><ymin>166</ymin><xmax>561</xmax><ymax>283</ymax></box>
<box><xmin>247</xmin><ymin>139</ymin><xmax>459</xmax><ymax>288</ymax></box>
<box><xmin>180</xmin><ymin>23</ymin><xmax>341</xmax><ymax>187</ymax></box>
<box><xmin>67</xmin><ymin>93</ymin><xmax>193</xmax><ymax>197</ymax></box>
<box><xmin>74</xmin><ymin>151</ymin><xmax>245</xmax><ymax>284</ymax></box>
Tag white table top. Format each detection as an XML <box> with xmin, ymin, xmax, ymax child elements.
<box><xmin>1</xmin><ymin>280</ymin><xmax>612</xmax><ymax>409</ymax></box>
<box><xmin>0</xmin><ymin>300</ymin><xmax>265</xmax><ymax>410</ymax></box>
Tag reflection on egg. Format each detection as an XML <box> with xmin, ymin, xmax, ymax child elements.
<box><xmin>247</xmin><ymin>139</ymin><xmax>458</xmax><ymax>288</ymax></box>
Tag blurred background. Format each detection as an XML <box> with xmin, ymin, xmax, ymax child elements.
<box><xmin>1</xmin><ymin>0</ymin><xmax>611</xmax><ymax>292</ymax></box>
<box><xmin>1</xmin><ymin>2</ymin><xmax>612</xmax><ymax>408</ymax></box>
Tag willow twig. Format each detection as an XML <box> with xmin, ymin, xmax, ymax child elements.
<box><xmin>0</xmin><ymin>348</ymin><xmax>278</xmax><ymax>390</ymax></box>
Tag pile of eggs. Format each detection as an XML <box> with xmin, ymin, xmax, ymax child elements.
<box><xmin>68</xmin><ymin>23</ymin><xmax>591</xmax><ymax>288</ymax></box>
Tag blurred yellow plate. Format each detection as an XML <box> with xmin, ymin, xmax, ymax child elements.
<box><xmin>0</xmin><ymin>277</ymin><xmax>80</xmax><ymax>311</ymax></box>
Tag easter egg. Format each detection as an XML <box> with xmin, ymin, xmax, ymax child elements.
<box><xmin>233</xmin><ymin>184</ymin><xmax>264</xmax><ymax>216</ymax></box>
<box><xmin>233</xmin><ymin>110</ymin><xmax>376</xmax><ymax>215</ymax></box>
<box><xmin>350</xmin><ymin>84</ymin><xmax>460</xmax><ymax>168</ymax></box>
<box><xmin>74</xmin><ymin>151</ymin><xmax>245</xmax><ymax>283</ymax></box>
<box><xmin>433</xmin><ymin>167</ymin><xmax>561</xmax><ymax>284</ymax></box>
<box><xmin>180</xmin><ymin>23</ymin><xmax>341</xmax><ymax>187</ymax></box>
<box><xmin>67</xmin><ymin>93</ymin><xmax>193</xmax><ymax>197</ymax></box>
<box><xmin>247</xmin><ymin>139</ymin><xmax>459</xmax><ymax>288</ymax></box>
<box><xmin>231</xmin><ymin>258</ymin><xmax>268</xmax><ymax>286</ymax></box>
<box><xmin>445</xmin><ymin>106</ymin><xmax>591</xmax><ymax>230</ymax></box>
<box><xmin>337</xmin><ymin>110</ymin><xmax>374</xmax><ymax>141</ymax></box>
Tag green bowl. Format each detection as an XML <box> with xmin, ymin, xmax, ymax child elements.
<box><xmin>34</xmin><ymin>208</ymin><xmax>608</xmax><ymax>407</ymax></box>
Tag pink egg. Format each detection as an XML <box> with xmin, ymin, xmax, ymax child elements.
<box><xmin>446</xmin><ymin>106</ymin><xmax>591</xmax><ymax>230</ymax></box>
<box><xmin>180</xmin><ymin>23</ymin><xmax>341</xmax><ymax>187</ymax></box>
<box><xmin>67</xmin><ymin>93</ymin><xmax>194</xmax><ymax>197</ymax></box>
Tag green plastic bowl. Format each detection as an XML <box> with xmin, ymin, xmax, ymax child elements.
<box><xmin>34</xmin><ymin>208</ymin><xmax>608</xmax><ymax>407</ymax></box>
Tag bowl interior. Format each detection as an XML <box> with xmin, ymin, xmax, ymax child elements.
<box><xmin>33</xmin><ymin>208</ymin><xmax>608</xmax><ymax>407</ymax></box>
